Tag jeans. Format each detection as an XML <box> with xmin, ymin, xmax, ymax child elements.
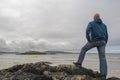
<box><xmin>77</xmin><ymin>40</ymin><xmax>107</xmax><ymax>76</ymax></box>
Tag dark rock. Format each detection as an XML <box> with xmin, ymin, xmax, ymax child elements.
<box><xmin>107</xmin><ymin>77</ymin><xmax>120</xmax><ymax>80</ymax></box>
<box><xmin>0</xmin><ymin>62</ymin><xmax>119</xmax><ymax>80</ymax></box>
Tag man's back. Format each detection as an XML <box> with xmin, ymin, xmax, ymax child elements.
<box><xmin>86</xmin><ymin>18</ymin><xmax>108</xmax><ymax>43</ymax></box>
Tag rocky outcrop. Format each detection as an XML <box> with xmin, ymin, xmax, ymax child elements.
<box><xmin>0</xmin><ymin>62</ymin><xmax>119</xmax><ymax>80</ymax></box>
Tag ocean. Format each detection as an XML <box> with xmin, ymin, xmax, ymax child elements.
<box><xmin>0</xmin><ymin>53</ymin><xmax>120</xmax><ymax>78</ymax></box>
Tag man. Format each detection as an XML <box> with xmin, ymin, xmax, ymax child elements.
<box><xmin>74</xmin><ymin>13</ymin><xmax>108</xmax><ymax>79</ymax></box>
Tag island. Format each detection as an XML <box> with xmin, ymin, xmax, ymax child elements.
<box><xmin>21</xmin><ymin>51</ymin><xmax>46</xmax><ymax>55</ymax></box>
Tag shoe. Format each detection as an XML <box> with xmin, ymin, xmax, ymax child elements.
<box><xmin>101</xmin><ymin>76</ymin><xmax>106</xmax><ymax>80</ymax></box>
<box><xmin>73</xmin><ymin>62</ymin><xmax>81</xmax><ymax>67</ymax></box>
<box><xmin>101</xmin><ymin>75</ymin><xmax>106</xmax><ymax>80</ymax></box>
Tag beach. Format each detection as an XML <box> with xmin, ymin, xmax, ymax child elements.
<box><xmin>0</xmin><ymin>53</ymin><xmax>120</xmax><ymax>78</ymax></box>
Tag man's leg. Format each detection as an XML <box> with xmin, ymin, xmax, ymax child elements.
<box><xmin>97</xmin><ymin>45</ymin><xmax>107</xmax><ymax>77</ymax></box>
<box><xmin>76</xmin><ymin>42</ymin><xmax>95</xmax><ymax>65</ymax></box>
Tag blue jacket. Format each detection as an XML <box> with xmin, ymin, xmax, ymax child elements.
<box><xmin>86</xmin><ymin>18</ymin><xmax>108</xmax><ymax>43</ymax></box>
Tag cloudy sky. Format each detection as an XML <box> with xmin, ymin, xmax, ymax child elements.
<box><xmin>0</xmin><ymin>0</ymin><xmax>120</xmax><ymax>53</ymax></box>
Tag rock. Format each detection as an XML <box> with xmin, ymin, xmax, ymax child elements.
<box><xmin>107</xmin><ymin>77</ymin><xmax>120</xmax><ymax>80</ymax></box>
<box><xmin>0</xmin><ymin>61</ymin><xmax>119</xmax><ymax>80</ymax></box>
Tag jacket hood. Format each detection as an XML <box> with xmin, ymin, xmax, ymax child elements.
<box><xmin>94</xmin><ymin>18</ymin><xmax>103</xmax><ymax>24</ymax></box>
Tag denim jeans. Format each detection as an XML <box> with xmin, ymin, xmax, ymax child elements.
<box><xmin>77</xmin><ymin>40</ymin><xmax>107</xmax><ymax>76</ymax></box>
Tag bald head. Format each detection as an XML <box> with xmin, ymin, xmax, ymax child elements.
<box><xmin>94</xmin><ymin>13</ymin><xmax>100</xmax><ymax>20</ymax></box>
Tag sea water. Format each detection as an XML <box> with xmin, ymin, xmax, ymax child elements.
<box><xmin>0</xmin><ymin>53</ymin><xmax>120</xmax><ymax>78</ymax></box>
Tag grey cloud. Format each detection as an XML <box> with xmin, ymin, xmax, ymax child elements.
<box><xmin>6</xmin><ymin>38</ymin><xmax>77</xmax><ymax>52</ymax></box>
<box><xmin>0</xmin><ymin>17</ymin><xmax>22</xmax><ymax>31</ymax></box>
<box><xmin>0</xmin><ymin>39</ymin><xmax>10</xmax><ymax>52</ymax></box>
<box><xmin>0</xmin><ymin>0</ymin><xmax>120</xmax><ymax>52</ymax></box>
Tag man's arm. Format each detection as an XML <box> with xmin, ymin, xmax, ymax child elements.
<box><xmin>86</xmin><ymin>22</ymin><xmax>92</xmax><ymax>42</ymax></box>
<box><xmin>105</xmin><ymin>25</ymin><xmax>108</xmax><ymax>43</ymax></box>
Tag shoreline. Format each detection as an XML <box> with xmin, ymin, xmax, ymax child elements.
<box><xmin>0</xmin><ymin>53</ymin><xmax>120</xmax><ymax>78</ymax></box>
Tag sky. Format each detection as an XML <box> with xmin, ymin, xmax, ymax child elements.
<box><xmin>0</xmin><ymin>0</ymin><xmax>120</xmax><ymax>53</ymax></box>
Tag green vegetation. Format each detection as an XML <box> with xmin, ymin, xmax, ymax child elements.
<box><xmin>22</xmin><ymin>51</ymin><xmax>46</xmax><ymax>55</ymax></box>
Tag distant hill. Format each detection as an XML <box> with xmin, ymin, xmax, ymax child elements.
<box><xmin>0</xmin><ymin>51</ymin><xmax>77</xmax><ymax>55</ymax></box>
<box><xmin>44</xmin><ymin>51</ymin><xmax>75</xmax><ymax>54</ymax></box>
<box><xmin>0</xmin><ymin>52</ymin><xmax>20</xmax><ymax>54</ymax></box>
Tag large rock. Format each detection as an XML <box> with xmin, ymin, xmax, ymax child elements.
<box><xmin>0</xmin><ymin>62</ymin><xmax>119</xmax><ymax>80</ymax></box>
